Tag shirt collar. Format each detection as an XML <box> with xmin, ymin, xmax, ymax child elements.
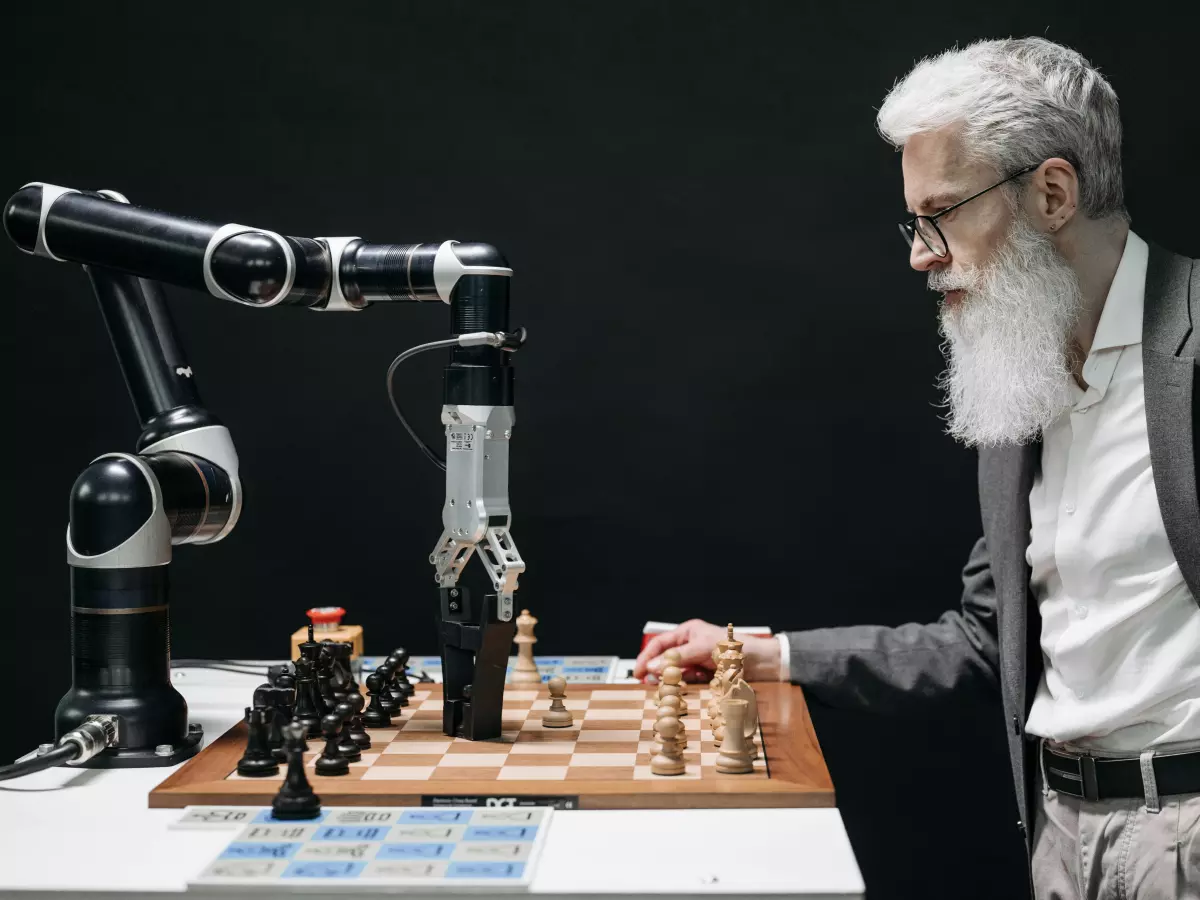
<box><xmin>1090</xmin><ymin>230</ymin><xmax>1147</xmax><ymax>352</ymax></box>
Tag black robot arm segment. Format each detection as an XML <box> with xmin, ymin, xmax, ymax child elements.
<box><xmin>3</xmin><ymin>183</ymin><xmax>512</xmax><ymax>311</ymax></box>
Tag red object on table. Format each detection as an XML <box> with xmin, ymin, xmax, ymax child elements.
<box><xmin>307</xmin><ymin>606</ymin><xmax>346</xmax><ymax>631</ymax></box>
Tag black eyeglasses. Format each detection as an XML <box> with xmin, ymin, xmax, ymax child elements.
<box><xmin>899</xmin><ymin>164</ymin><xmax>1039</xmax><ymax>258</ymax></box>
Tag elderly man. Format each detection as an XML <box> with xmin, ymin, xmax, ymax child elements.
<box><xmin>635</xmin><ymin>38</ymin><xmax>1198</xmax><ymax>899</ymax></box>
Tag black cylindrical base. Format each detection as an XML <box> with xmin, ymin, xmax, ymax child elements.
<box><xmin>56</xmin><ymin>566</ymin><xmax>196</xmax><ymax>766</ymax></box>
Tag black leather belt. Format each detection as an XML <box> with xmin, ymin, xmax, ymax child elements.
<box><xmin>1041</xmin><ymin>744</ymin><xmax>1200</xmax><ymax>801</ymax></box>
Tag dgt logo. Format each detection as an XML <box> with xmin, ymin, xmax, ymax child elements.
<box><xmin>485</xmin><ymin>797</ymin><xmax>517</xmax><ymax>807</ymax></box>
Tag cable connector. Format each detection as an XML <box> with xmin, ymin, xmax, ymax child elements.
<box><xmin>59</xmin><ymin>714</ymin><xmax>119</xmax><ymax>766</ymax></box>
<box><xmin>456</xmin><ymin>328</ymin><xmax>527</xmax><ymax>351</ymax></box>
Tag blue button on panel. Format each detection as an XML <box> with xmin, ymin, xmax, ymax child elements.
<box><xmin>463</xmin><ymin>826</ymin><xmax>536</xmax><ymax>841</ymax></box>
<box><xmin>282</xmin><ymin>861</ymin><xmax>366</xmax><ymax>879</ymax></box>
<box><xmin>313</xmin><ymin>825</ymin><xmax>391</xmax><ymax>841</ymax></box>
<box><xmin>219</xmin><ymin>842</ymin><xmax>301</xmax><ymax>860</ymax></box>
<box><xmin>400</xmin><ymin>809</ymin><xmax>469</xmax><ymax>823</ymax></box>
<box><xmin>376</xmin><ymin>842</ymin><xmax>454</xmax><ymax>859</ymax></box>
<box><xmin>252</xmin><ymin>810</ymin><xmax>328</xmax><ymax>824</ymax></box>
<box><xmin>446</xmin><ymin>861</ymin><xmax>526</xmax><ymax>878</ymax></box>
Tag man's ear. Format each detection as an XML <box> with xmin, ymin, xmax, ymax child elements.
<box><xmin>1030</xmin><ymin>157</ymin><xmax>1080</xmax><ymax>233</ymax></box>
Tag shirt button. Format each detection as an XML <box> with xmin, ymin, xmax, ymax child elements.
<box><xmin>1078</xmin><ymin>407</ymin><xmax>1090</xmax><ymax>415</ymax></box>
<box><xmin>1076</xmin><ymin>605</ymin><xmax>1088</xmax><ymax>619</ymax></box>
<box><xmin>1065</xmin><ymin>504</ymin><xmax>1076</xmax><ymax>515</ymax></box>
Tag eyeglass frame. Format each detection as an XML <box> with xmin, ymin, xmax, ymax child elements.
<box><xmin>899</xmin><ymin>163</ymin><xmax>1040</xmax><ymax>258</ymax></box>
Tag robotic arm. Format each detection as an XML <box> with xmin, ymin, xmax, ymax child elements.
<box><xmin>5</xmin><ymin>183</ymin><xmax>527</xmax><ymax>759</ymax></box>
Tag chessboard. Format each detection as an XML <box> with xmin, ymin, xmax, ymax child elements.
<box><xmin>151</xmin><ymin>684</ymin><xmax>833</xmax><ymax>810</ymax></box>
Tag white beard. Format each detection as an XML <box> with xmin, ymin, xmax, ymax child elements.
<box><xmin>932</xmin><ymin>215</ymin><xmax>1082</xmax><ymax>447</ymax></box>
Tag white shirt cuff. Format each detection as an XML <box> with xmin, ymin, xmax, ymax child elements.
<box><xmin>776</xmin><ymin>632</ymin><xmax>791</xmax><ymax>682</ymax></box>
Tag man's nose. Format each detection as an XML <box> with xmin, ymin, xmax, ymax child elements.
<box><xmin>909</xmin><ymin>236</ymin><xmax>945</xmax><ymax>272</ymax></box>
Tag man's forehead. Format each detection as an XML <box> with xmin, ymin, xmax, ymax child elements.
<box><xmin>901</xmin><ymin>128</ymin><xmax>977</xmax><ymax>213</ymax></box>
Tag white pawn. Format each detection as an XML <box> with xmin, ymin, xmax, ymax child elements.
<box><xmin>651</xmin><ymin>715</ymin><xmax>685</xmax><ymax>776</ymax></box>
<box><xmin>657</xmin><ymin>696</ymin><xmax>687</xmax><ymax>754</ymax></box>
<box><xmin>541</xmin><ymin>676</ymin><xmax>573</xmax><ymax>728</ymax></box>
<box><xmin>659</xmin><ymin>666</ymin><xmax>688</xmax><ymax>717</ymax></box>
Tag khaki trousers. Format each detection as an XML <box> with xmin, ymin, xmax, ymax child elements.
<box><xmin>1032</xmin><ymin>774</ymin><xmax>1200</xmax><ymax>899</ymax></box>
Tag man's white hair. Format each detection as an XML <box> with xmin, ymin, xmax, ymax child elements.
<box><xmin>877</xmin><ymin>37</ymin><xmax>1128</xmax><ymax>221</ymax></box>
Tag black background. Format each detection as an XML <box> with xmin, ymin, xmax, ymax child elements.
<box><xmin>3</xmin><ymin>4</ymin><xmax>1197</xmax><ymax>898</ymax></box>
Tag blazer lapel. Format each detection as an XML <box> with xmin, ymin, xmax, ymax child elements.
<box><xmin>1142</xmin><ymin>245</ymin><xmax>1200</xmax><ymax>600</ymax></box>
<box><xmin>980</xmin><ymin>442</ymin><xmax>1041</xmax><ymax>715</ymax></box>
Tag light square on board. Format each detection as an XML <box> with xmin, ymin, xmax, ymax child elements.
<box><xmin>381</xmin><ymin>740</ymin><xmax>453</xmax><ymax>755</ymax></box>
<box><xmin>361</xmin><ymin>765</ymin><xmax>437</xmax><ymax>780</ymax></box>
<box><xmin>583</xmin><ymin>708</ymin><xmax>645</xmax><ymax>721</ymax></box>
<box><xmin>568</xmin><ymin>753</ymin><xmax>637</xmax><ymax>767</ymax></box>
<box><xmin>590</xmin><ymin>690</ymin><xmax>648</xmax><ymax>701</ymax></box>
<box><xmin>575</xmin><ymin>730</ymin><xmax>640</xmax><ymax>743</ymax></box>
<box><xmin>436</xmin><ymin>753</ymin><xmax>511</xmax><ymax>768</ymax></box>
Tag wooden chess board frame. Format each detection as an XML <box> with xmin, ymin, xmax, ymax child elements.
<box><xmin>150</xmin><ymin>684</ymin><xmax>834</xmax><ymax>810</ymax></box>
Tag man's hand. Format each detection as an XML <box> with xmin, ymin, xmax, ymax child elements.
<box><xmin>632</xmin><ymin>619</ymin><xmax>782</xmax><ymax>683</ymax></box>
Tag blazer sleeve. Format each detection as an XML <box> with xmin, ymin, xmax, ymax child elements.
<box><xmin>782</xmin><ymin>536</ymin><xmax>1001</xmax><ymax>712</ymax></box>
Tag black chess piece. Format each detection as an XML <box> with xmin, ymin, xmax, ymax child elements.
<box><xmin>271</xmin><ymin>721</ymin><xmax>321</xmax><ymax>820</ymax></box>
<box><xmin>346</xmin><ymin>691</ymin><xmax>371</xmax><ymax>750</ymax></box>
<box><xmin>337</xmin><ymin>643</ymin><xmax>360</xmax><ymax>694</ymax></box>
<box><xmin>267</xmin><ymin>708</ymin><xmax>288</xmax><ymax>762</ymax></box>
<box><xmin>374</xmin><ymin>664</ymin><xmax>398</xmax><ymax>715</ymax></box>
<box><xmin>237</xmin><ymin>706</ymin><xmax>280</xmax><ymax>777</ymax></box>
<box><xmin>292</xmin><ymin>656</ymin><xmax>324</xmax><ymax>737</ymax></box>
<box><xmin>316</xmin><ymin>645</ymin><xmax>338</xmax><ymax>713</ymax></box>
<box><xmin>296</xmin><ymin>623</ymin><xmax>321</xmax><ymax>665</ymax></box>
<box><xmin>361</xmin><ymin>672</ymin><xmax>392</xmax><ymax>727</ymax></box>
<box><xmin>267</xmin><ymin>662</ymin><xmax>295</xmax><ymax>687</ymax></box>
<box><xmin>314</xmin><ymin>713</ymin><xmax>350</xmax><ymax>776</ymax></box>
<box><xmin>256</xmin><ymin>685</ymin><xmax>294</xmax><ymax>761</ymax></box>
<box><xmin>391</xmin><ymin>647</ymin><xmax>415</xmax><ymax>699</ymax></box>
<box><xmin>333</xmin><ymin>701</ymin><xmax>361</xmax><ymax>762</ymax></box>
<box><xmin>385</xmin><ymin>653</ymin><xmax>411</xmax><ymax>708</ymax></box>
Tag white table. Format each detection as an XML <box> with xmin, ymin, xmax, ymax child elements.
<box><xmin>0</xmin><ymin>667</ymin><xmax>864</xmax><ymax>899</ymax></box>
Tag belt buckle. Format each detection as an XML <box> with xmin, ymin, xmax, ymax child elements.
<box><xmin>1079</xmin><ymin>754</ymin><xmax>1099</xmax><ymax>801</ymax></box>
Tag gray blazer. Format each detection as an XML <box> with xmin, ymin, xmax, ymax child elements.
<box><xmin>785</xmin><ymin>243</ymin><xmax>1198</xmax><ymax>856</ymax></box>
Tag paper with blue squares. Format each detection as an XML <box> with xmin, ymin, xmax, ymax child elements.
<box><xmin>189</xmin><ymin>805</ymin><xmax>551</xmax><ymax>890</ymax></box>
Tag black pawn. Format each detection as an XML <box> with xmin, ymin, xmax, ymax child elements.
<box><xmin>271</xmin><ymin>722</ymin><xmax>321</xmax><ymax>820</ymax></box>
<box><xmin>391</xmin><ymin>648</ymin><xmax>415</xmax><ymax>699</ymax></box>
<box><xmin>237</xmin><ymin>706</ymin><xmax>280</xmax><ymax>777</ymax></box>
<box><xmin>314</xmin><ymin>713</ymin><xmax>349</xmax><ymax>776</ymax></box>
<box><xmin>333</xmin><ymin>701</ymin><xmax>361</xmax><ymax>762</ymax></box>
<box><xmin>361</xmin><ymin>672</ymin><xmax>392</xmax><ymax>728</ymax></box>
<box><xmin>385</xmin><ymin>654</ymin><xmax>410</xmax><ymax>708</ymax></box>
<box><xmin>375</xmin><ymin>664</ymin><xmax>398</xmax><ymax>715</ymax></box>
<box><xmin>347</xmin><ymin>691</ymin><xmax>371</xmax><ymax>750</ymax></box>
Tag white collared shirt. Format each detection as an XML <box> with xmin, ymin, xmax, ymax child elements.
<box><xmin>1023</xmin><ymin>231</ymin><xmax>1200</xmax><ymax>751</ymax></box>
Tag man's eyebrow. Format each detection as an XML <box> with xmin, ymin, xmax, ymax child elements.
<box><xmin>905</xmin><ymin>191</ymin><xmax>961</xmax><ymax>215</ymax></box>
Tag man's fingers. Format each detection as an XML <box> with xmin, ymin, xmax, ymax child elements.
<box><xmin>633</xmin><ymin>630</ymin><xmax>686</xmax><ymax>677</ymax></box>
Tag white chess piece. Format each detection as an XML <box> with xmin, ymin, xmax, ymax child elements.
<box><xmin>511</xmin><ymin>609</ymin><xmax>541</xmax><ymax>685</ymax></box>
<box><xmin>541</xmin><ymin>676</ymin><xmax>573</xmax><ymax>727</ymax></box>
<box><xmin>715</xmin><ymin>698</ymin><xmax>753</xmax><ymax>774</ymax></box>
<box><xmin>651</xmin><ymin>714</ymin><xmax>685</xmax><ymax>776</ymax></box>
